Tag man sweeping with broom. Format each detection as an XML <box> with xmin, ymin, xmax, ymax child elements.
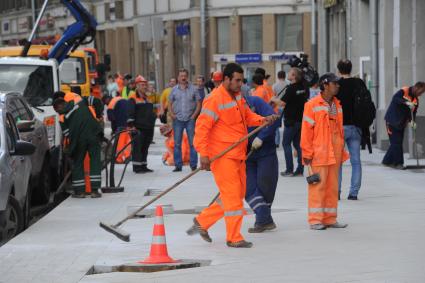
<box><xmin>186</xmin><ymin>63</ymin><xmax>278</xmax><ymax>248</ymax></box>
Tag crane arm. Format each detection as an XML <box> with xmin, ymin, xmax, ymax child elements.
<box><xmin>48</xmin><ymin>0</ymin><xmax>97</xmax><ymax>64</ymax></box>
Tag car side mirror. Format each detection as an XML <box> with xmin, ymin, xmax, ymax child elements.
<box><xmin>17</xmin><ymin>119</ymin><xmax>35</xmax><ymax>133</ymax></box>
<box><xmin>11</xmin><ymin>140</ymin><xmax>36</xmax><ymax>156</ymax></box>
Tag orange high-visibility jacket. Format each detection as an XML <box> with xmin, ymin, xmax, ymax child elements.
<box><xmin>252</xmin><ymin>85</ymin><xmax>271</xmax><ymax>103</ymax></box>
<box><xmin>194</xmin><ymin>85</ymin><xmax>265</xmax><ymax>160</ymax></box>
<box><xmin>301</xmin><ymin>94</ymin><xmax>349</xmax><ymax>166</ymax></box>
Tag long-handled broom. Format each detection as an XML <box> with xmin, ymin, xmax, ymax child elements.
<box><xmin>99</xmin><ymin>121</ymin><xmax>272</xmax><ymax>242</ymax></box>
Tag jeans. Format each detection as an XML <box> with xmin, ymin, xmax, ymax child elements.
<box><xmin>282</xmin><ymin>122</ymin><xmax>303</xmax><ymax>173</ymax></box>
<box><xmin>173</xmin><ymin>119</ymin><xmax>198</xmax><ymax>168</ymax></box>
<box><xmin>338</xmin><ymin>125</ymin><xmax>362</xmax><ymax>197</ymax></box>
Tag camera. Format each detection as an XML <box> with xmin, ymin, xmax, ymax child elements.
<box><xmin>288</xmin><ymin>54</ymin><xmax>319</xmax><ymax>87</ymax></box>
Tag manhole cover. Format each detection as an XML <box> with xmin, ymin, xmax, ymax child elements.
<box><xmin>87</xmin><ymin>259</ymin><xmax>211</xmax><ymax>274</ymax></box>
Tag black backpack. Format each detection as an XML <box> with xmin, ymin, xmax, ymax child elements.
<box><xmin>352</xmin><ymin>81</ymin><xmax>376</xmax><ymax>128</ymax></box>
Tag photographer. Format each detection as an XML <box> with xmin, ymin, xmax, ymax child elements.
<box><xmin>272</xmin><ymin>67</ymin><xmax>309</xmax><ymax>177</ymax></box>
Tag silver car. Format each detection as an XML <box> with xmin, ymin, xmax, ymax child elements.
<box><xmin>2</xmin><ymin>93</ymin><xmax>52</xmax><ymax>204</ymax></box>
<box><xmin>0</xmin><ymin>106</ymin><xmax>35</xmax><ymax>245</ymax></box>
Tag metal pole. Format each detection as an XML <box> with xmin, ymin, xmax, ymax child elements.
<box><xmin>311</xmin><ymin>0</ymin><xmax>317</xmax><ymax>68</ymax></box>
<box><xmin>31</xmin><ymin>0</ymin><xmax>36</xmax><ymax>27</ymax></box>
<box><xmin>151</xmin><ymin>17</ymin><xmax>160</xmax><ymax>91</ymax></box>
<box><xmin>200</xmin><ymin>0</ymin><xmax>207</xmax><ymax>76</ymax></box>
<box><xmin>22</xmin><ymin>0</ymin><xmax>49</xmax><ymax>56</ymax></box>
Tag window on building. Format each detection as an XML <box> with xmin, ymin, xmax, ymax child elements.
<box><xmin>217</xmin><ymin>17</ymin><xmax>230</xmax><ymax>54</ymax></box>
<box><xmin>241</xmin><ymin>16</ymin><xmax>262</xmax><ymax>53</ymax></box>
<box><xmin>175</xmin><ymin>20</ymin><xmax>191</xmax><ymax>75</ymax></box>
<box><xmin>276</xmin><ymin>14</ymin><xmax>303</xmax><ymax>51</ymax></box>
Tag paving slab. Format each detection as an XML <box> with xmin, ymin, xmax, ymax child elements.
<box><xmin>0</xmin><ymin>128</ymin><xmax>424</xmax><ymax>283</ymax></box>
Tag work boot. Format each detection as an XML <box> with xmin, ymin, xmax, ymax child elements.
<box><xmin>310</xmin><ymin>224</ymin><xmax>327</xmax><ymax>230</ymax></box>
<box><xmin>91</xmin><ymin>191</ymin><xmax>102</xmax><ymax>198</ymax></box>
<box><xmin>248</xmin><ymin>222</ymin><xmax>277</xmax><ymax>233</ymax></box>
<box><xmin>191</xmin><ymin>166</ymin><xmax>197</xmax><ymax>171</ymax></box>
<box><xmin>347</xmin><ymin>195</ymin><xmax>358</xmax><ymax>200</ymax></box>
<box><xmin>226</xmin><ymin>240</ymin><xmax>253</xmax><ymax>248</ymax></box>
<box><xmin>326</xmin><ymin>222</ymin><xmax>348</xmax><ymax>228</ymax></box>
<box><xmin>71</xmin><ymin>192</ymin><xmax>86</xmax><ymax>198</ymax></box>
<box><xmin>173</xmin><ymin>167</ymin><xmax>182</xmax><ymax>172</ymax></box>
<box><xmin>140</xmin><ymin>166</ymin><xmax>154</xmax><ymax>173</ymax></box>
<box><xmin>292</xmin><ymin>170</ymin><xmax>304</xmax><ymax>177</ymax></box>
<box><xmin>280</xmin><ymin>171</ymin><xmax>293</xmax><ymax>177</ymax></box>
<box><xmin>186</xmin><ymin>218</ymin><xmax>212</xmax><ymax>243</ymax></box>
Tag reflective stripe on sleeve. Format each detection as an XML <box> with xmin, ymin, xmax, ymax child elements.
<box><xmin>200</xmin><ymin>108</ymin><xmax>219</xmax><ymax>121</ymax></box>
<box><xmin>303</xmin><ymin>115</ymin><xmax>315</xmax><ymax>126</ymax></box>
<box><xmin>312</xmin><ymin>106</ymin><xmax>329</xmax><ymax>113</ymax></box>
<box><xmin>218</xmin><ymin>101</ymin><xmax>237</xmax><ymax>110</ymax></box>
<box><xmin>65</xmin><ymin>104</ymin><xmax>80</xmax><ymax>119</ymax></box>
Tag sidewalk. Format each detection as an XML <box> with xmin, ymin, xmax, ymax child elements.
<box><xmin>0</xmin><ymin>128</ymin><xmax>424</xmax><ymax>283</ymax></box>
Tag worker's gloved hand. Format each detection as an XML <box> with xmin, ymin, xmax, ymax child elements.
<box><xmin>405</xmin><ymin>101</ymin><xmax>416</xmax><ymax>110</ymax></box>
<box><xmin>200</xmin><ymin>156</ymin><xmax>211</xmax><ymax>171</ymax></box>
<box><xmin>264</xmin><ymin>114</ymin><xmax>279</xmax><ymax>124</ymax></box>
<box><xmin>251</xmin><ymin>137</ymin><xmax>263</xmax><ymax>150</ymax></box>
<box><xmin>410</xmin><ymin>121</ymin><xmax>417</xmax><ymax>130</ymax></box>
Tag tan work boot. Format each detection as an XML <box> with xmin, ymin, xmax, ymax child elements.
<box><xmin>227</xmin><ymin>240</ymin><xmax>253</xmax><ymax>248</ymax></box>
<box><xmin>186</xmin><ymin>218</ymin><xmax>212</xmax><ymax>243</ymax></box>
<box><xmin>90</xmin><ymin>191</ymin><xmax>102</xmax><ymax>198</ymax></box>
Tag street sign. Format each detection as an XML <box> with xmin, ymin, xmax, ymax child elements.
<box><xmin>235</xmin><ymin>53</ymin><xmax>262</xmax><ymax>64</ymax></box>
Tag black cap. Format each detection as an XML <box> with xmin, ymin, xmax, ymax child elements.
<box><xmin>124</xmin><ymin>74</ymin><xmax>132</xmax><ymax>80</ymax></box>
<box><xmin>319</xmin><ymin>72</ymin><xmax>340</xmax><ymax>86</ymax></box>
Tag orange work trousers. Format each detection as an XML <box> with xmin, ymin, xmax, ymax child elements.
<box><xmin>308</xmin><ymin>116</ymin><xmax>344</xmax><ymax>225</ymax></box>
<box><xmin>196</xmin><ymin>158</ymin><xmax>246</xmax><ymax>243</ymax></box>
<box><xmin>116</xmin><ymin>131</ymin><xmax>132</xmax><ymax>164</ymax></box>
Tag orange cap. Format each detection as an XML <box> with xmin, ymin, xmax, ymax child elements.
<box><xmin>135</xmin><ymin>75</ymin><xmax>147</xmax><ymax>84</ymax></box>
<box><xmin>212</xmin><ymin>71</ymin><xmax>223</xmax><ymax>82</ymax></box>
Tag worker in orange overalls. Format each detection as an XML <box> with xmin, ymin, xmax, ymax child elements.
<box><xmin>160</xmin><ymin>124</ymin><xmax>190</xmax><ymax>166</ymax></box>
<box><xmin>186</xmin><ymin>63</ymin><xmax>278</xmax><ymax>248</ymax></box>
<box><xmin>255</xmin><ymin>67</ymin><xmax>274</xmax><ymax>102</ymax></box>
<box><xmin>301</xmin><ymin>73</ymin><xmax>349</xmax><ymax>230</ymax></box>
<box><xmin>251</xmin><ymin>73</ymin><xmax>271</xmax><ymax>103</ymax></box>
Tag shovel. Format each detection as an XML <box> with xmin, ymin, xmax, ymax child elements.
<box><xmin>99</xmin><ymin>122</ymin><xmax>271</xmax><ymax>242</ymax></box>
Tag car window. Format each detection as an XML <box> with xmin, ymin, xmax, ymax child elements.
<box><xmin>8</xmin><ymin>98</ymin><xmax>31</xmax><ymax>122</ymax></box>
<box><xmin>5</xmin><ymin>113</ymin><xmax>19</xmax><ymax>151</ymax></box>
<box><xmin>18</xmin><ymin>98</ymin><xmax>34</xmax><ymax>120</ymax></box>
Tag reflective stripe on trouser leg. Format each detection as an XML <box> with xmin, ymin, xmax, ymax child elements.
<box><xmin>88</xmin><ymin>139</ymin><xmax>102</xmax><ymax>190</ymax></box>
<box><xmin>71</xmin><ymin>145</ymin><xmax>87</xmax><ymax>194</ymax></box>
<box><xmin>198</xmin><ymin>158</ymin><xmax>246</xmax><ymax>243</ymax></box>
<box><xmin>131</xmin><ymin>130</ymin><xmax>143</xmax><ymax>168</ymax></box>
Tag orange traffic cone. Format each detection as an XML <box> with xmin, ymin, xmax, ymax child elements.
<box><xmin>139</xmin><ymin>205</ymin><xmax>178</xmax><ymax>264</ymax></box>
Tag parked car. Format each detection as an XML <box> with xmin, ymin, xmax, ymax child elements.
<box><xmin>2</xmin><ymin>93</ymin><xmax>52</xmax><ymax>204</ymax></box>
<box><xmin>0</xmin><ymin>102</ymin><xmax>35</xmax><ymax>245</ymax></box>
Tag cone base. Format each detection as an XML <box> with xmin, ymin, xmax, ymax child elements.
<box><xmin>139</xmin><ymin>255</ymin><xmax>179</xmax><ymax>264</ymax></box>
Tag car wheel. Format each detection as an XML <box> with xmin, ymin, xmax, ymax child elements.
<box><xmin>32</xmin><ymin>158</ymin><xmax>51</xmax><ymax>205</ymax></box>
<box><xmin>0</xmin><ymin>195</ymin><xmax>24</xmax><ymax>246</ymax></box>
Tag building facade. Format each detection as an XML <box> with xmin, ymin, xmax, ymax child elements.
<box><xmin>92</xmin><ymin>0</ymin><xmax>312</xmax><ymax>89</ymax></box>
<box><xmin>316</xmin><ymin>0</ymin><xmax>425</xmax><ymax>158</ymax></box>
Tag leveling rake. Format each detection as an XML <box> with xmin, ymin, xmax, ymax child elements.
<box><xmin>99</xmin><ymin>122</ymin><xmax>271</xmax><ymax>242</ymax></box>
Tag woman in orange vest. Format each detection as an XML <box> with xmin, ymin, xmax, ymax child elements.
<box><xmin>186</xmin><ymin>63</ymin><xmax>277</xmax><ymax>248</ymax></box>
<box><xmin>301</xmin><ymin>73</ymin><xmax>349</xmax><ymax>230</ymax></box>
